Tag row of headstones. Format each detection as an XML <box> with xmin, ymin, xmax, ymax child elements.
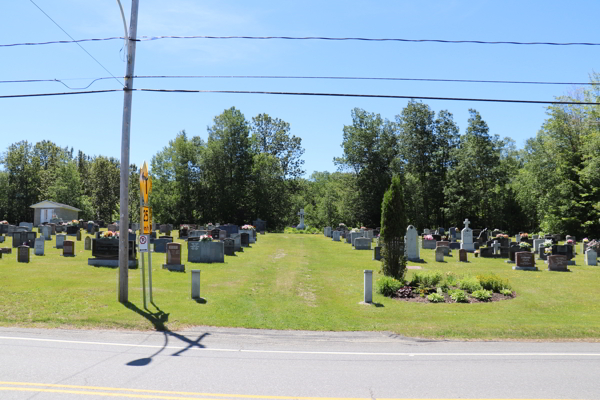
<box><xmin>12</xmin><ymin>238</ymin><xmax>77</xmax><ymax>262</ymax></box>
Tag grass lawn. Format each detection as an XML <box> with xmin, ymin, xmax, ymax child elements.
<box><xmin>1</xmin><ymin>231</ymin><xmax>599</xmax><ymax>340</ymax></box>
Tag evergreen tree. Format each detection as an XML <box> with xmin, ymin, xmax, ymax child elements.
<box><xmin>380</xmin><ymin>175</ymin><xmax>407</xmax><ymax>280</ymax></box>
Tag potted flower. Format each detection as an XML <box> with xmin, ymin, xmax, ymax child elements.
<box><xmin>0</xmin><ymin>220</ymin><xmax>8</xmax><ymax>225</ymax></box>
<box><xmin>566</xmin><ymin>239</ymin><xmax>574</xmax><ymax>245</ymax></box>
<box><xmin>474</xmin><ymin>250</ymin><xmax>480</xmax><ymax>258</ymax></box>
<box><xmin>543</xmin><ymin>239</ymin><xmax>553</xmax><ymax>248</ymax></box>
<box><xmin>583</xmin><ymin>238</ymin><xmax>589</xmax><ymax>243</ymax></box>
<box><xmin>241</xmin><ymin>224</ymin><xmax>255</xmax><ymax>230</ymax></box>
<box><xmin>519</xmin><ymin>242</ymin><xmax>532</xmax><ymax>251</ymax></box>
<box><xmin>520</xmin><ymin>232</ymin><xmax>529</xmax><ymax>239</ymax></box>
<box><xmin>199</xmin><ymin>234</ymin><xmax>213</xmax><ymax>242</ymax></box>
<box><xmin>102</xmin><ymin>231</ymin><xmax>116</xmax><ymax>239</ymax></box>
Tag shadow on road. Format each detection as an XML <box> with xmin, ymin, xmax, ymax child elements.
<box><xmin>123</xmin><ymin>301</ymin><xmax>210</xmax><ymax>366</ymax></box>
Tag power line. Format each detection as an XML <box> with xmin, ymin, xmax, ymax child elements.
<box><xmin>3</xmin><ymin>35</ymin><xmax>600</xmax><ymax>48</ymax></box>
<box><xmin>2</xmin><ymin>87</ymin><xmax>598</xmax><ymax>105</ymax></box>
<box><xmin>1</xmin><ymin>75</ymin><xmax>595</xmax><ymax>89</ymax></box>
<box><xmin>137</xmin><ymin>88</ymin><xmax>600</xmax><ymax>105</ymax></box>
<box><xmin>28</xmin><ymin>0</ymin><xmax>123</xmax><ymax>86</ymax></box>
<box><xmin>0</xmin><ymin>89</ymin><xmax>120</xmax><ymax>99</ymax></box>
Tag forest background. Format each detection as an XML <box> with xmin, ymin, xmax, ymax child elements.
<box><xmin>1</xmin><ymin>78</ymin><xmax>599</xmax><ymax>238</ymax></box>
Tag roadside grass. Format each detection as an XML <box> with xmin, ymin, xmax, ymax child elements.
<box><xmin>0</xmin><ymin>232</ymin><xmax>599</xmax><ymax>339</ymax></box>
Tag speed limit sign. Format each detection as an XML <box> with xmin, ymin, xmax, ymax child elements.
<box><xmin>139</xmin><ymin>235</ymin><xmax>149</xmax><ymax>252</ymax></box>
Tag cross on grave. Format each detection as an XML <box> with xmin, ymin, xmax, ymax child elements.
<box><xmin>463</xmin><ymin>219</ymin><xmax>470</xmax><ymax>229</ymax></box>
<box><xmin>492</xmin><ymin>240</ymin><xmax>501</xmax><ymax>255</ymax></box>
<box><xmin>296</xmin><ymin>208</ymin><xmax>305</xmax><ymax>229</ymax></box>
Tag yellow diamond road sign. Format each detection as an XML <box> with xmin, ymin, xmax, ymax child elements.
<box><xmin>139</xmin><ymin>161</ymin><xmax>152</xmax><ymax>205</ymax></box>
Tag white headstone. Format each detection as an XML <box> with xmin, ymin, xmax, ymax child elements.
<box><xmin>533</xmin><ymin>239</ymin><xmax>544</xmax><ymax>252</ymax></box>
<box><xmin>492</xmin><ymin>240</ymin><xmax>501</xmax><ymax>255</ymax></box>
<box><xmin>363</xmin><ymin>270</ymin><xmax>373</xmax><ymax>304</ymax></box>
<box><xmin>405</xmin><ymin>225</ymin><xmax>420</xmax><ymax>261</ymax></box>
<box><xmin>585</xmin><ymin>249</ymin><xmax>597</xmax><ymax>266</ymax></box>
<box><xmin>34</xmin><ymin>237</ymin><xmax>45</xmax><ymax>256</ymax></box>
<box><xmin>515</xmin><ymin>234</ymin><xmax>521</xmax><ymax>243</ymax></box>
<box><xmin>460</xmin><ymin>219</ymin><xmax>474</xmax><ymax>251</ymax></box>
<box><xmin>435</xmin><ymin>246</ymin><xmax>445</xmax><ymax>262</ymax></box>
<box><xmin>297</xmin><ymin>209</ymin><xmax>305</xmax><ymax>230</ymax></box>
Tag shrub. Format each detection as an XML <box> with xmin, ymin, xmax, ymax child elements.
<box><xmin>445</xmin><ymin>272</ymin><xmax>459</xmax><ymax>286</ymax></box>
<box><xmin>427</xmin><ymin>292</ymin><xmax>445</xmax><ymax>303</ymax></box>
<box><xmin>500</xmin><ymin>288</ymin><xmax>513</xmax><ymax>296</ymax></box>
<box><xmin>450</xmin><ymin>289</ymin><xmax>468</xmax><ymax>303</ymax></box>
<box><xmin>376</xmin><ymin>276</ymin><xmax>404</xmax><ymax>297</ymax></box>
<box><xmin>458</xmin><ymin>276</ymin><xmax>482</xmax><ymax>293</ymax></box>
<box><xmin>380</xmin><ymin>176</ymin><xmax>407</xmax><ymax>280</ymax></box>
<box><xmin>397</xmin><ymin>286</ymin><xmax>414</xmax><ymax>298</ymax></box>
<box><xmin>407</xmin><ymin>270</ymin><xmax>443</xmax><ymax>287</ymax></box>
<box><xmin>477</xmin><ymin>273</ymin><xmax>512</xmax><ymax>292</ymax></box>
<box><xmin>471</xmin><ymin>289</ymin><xmax>493</xmax><ymax>301</ymax></box>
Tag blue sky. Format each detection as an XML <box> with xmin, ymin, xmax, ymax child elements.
<box><xmin>1</xmin><ymin>0</ymin><xmax>599</xmax><ymax>176</ymax></box>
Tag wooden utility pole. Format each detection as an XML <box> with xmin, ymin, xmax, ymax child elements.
<box><xmin>119</xmin><ymin>0</ymin><xmax>140</xmax><ymax>303</ymax></box>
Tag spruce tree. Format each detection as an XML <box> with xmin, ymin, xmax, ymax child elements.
<box><xmin>380</xmin><ymin>175</ymin><xmax>407</xmax><ymax>280</ymax></box>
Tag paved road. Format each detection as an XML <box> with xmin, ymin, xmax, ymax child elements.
<box><xmin>0</xmin><ymin>326</ymin><xmax>599</xmax><ymax>399</ymax></box>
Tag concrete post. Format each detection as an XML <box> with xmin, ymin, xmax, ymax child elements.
<box><xmin>364</xmin><ymin>270</ymin><xmax>373</xmax><ymax>303</ymax></box>
<box><xmin>191</xmin><ymin>270</ymin><xmax>201</xmax><ymax>299</ymax></box>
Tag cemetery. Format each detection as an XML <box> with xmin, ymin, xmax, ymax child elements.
<box><xmin>0</xmin><ymin>213</ymin><xmax>599</xmax><ymax>340</ymax></box>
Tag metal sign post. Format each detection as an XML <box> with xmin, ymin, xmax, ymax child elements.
<box><xmin>139</xmin><ymin>162</ymin><xmax>153</xmax><ymax>307</ymax></box>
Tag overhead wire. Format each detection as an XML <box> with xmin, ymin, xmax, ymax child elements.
<box><xmin>28</xmin><ymin>0</ymin><xmax>123</xmax><ymax>86</ymax></box>
<box><xmin>2</xmin><ymin>88</ymin><xmax>598</xmax><ymax>105</ymax></box>
<box><xmin>0</xmin><ymin>75</ymin><xmax>596</xmax><ymax>90</ymax></box>
<box><xmin>3</xmin><ymin>35</ymin><xmax>600</xmax><ymax>47</ymax></box>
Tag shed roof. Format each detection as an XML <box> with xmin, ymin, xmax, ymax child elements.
<box><xmin>29</xmin><ymin>200</ymin><xmax>81</xmax><ymax>212</ymax></box>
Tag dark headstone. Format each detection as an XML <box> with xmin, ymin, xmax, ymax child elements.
<box><xmin>163</xmin><ymin>242</ymin><xmax>185</xmax><ymax>272</ymax></box>
<box><xmin>223</xmin><ymin>238</ymin><xmax>235</xmax><ymax>256</ymax></box>
<box><xmin>17</xmin><ymin>245</ymin><xmax>30</xmax><ymax>263</ymax></box>
<box><xmin>63</xmin><ymin>240</ymin><xmax>75</xmax><ymax>257</ymax></box>
<box><xmin>66</xmin><ymin>226</ymin><xmax>79</xmax><ymax>235</ymax></box>
<box><xmin>210</xmin><ymin>228</ymin><xmax>220</xmax><ymax>240</ymax></box>
<box><xmin>459</xmin><ymin>249</ymin><xmax>468</xmax><ymax>262</ymax></box>
<box><xmin>240</xmin><ymin>233</ymin><xmax>250</xmax><ymax>247</ymax></box>
<box><xmin>480</xmin><ymin>247</ymin><xmax>494</xmax><ymax>258</ymax></box>
<box><xmin>548</xmin><ymin>255</ymin><xmax>569</xmax><ymax>271</ymax></box>
<box><xmin>514</xmin><ymin>252</ymin><xmax>537</xmax><ymax>271</ymax></box>
<box><xmin>154</xmin><ymin>237</ymin><xmax>173</xmax><ymax>253</ymax></box>
<box><xmin>253</xmin><ymin>218</ymin><xmax>267</xmax><ymax>232</ymax></box>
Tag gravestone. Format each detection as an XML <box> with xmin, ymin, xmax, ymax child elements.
<box><xmin>55</xmin><ymin>225</ymin><xmax>65</xmax><ymax>233</ymax></box>
<box><xmin>163</xmin><ymin>242</ymin><xmax>185</xmax><ymax>272</ymax></box>
<box><xmin>230</xmin><ymin>234</ymin><xmax>242</xmax><ymax>252</ymax></box>
<box><xmin>492</xmin><ymin>240</ymin><xmax>501</xmax><ymax>255</ymax></box>
<box><xmin>459</xmin><ymin>249</ymin><xmax>468</xmax><ymax>262</ymax></box>
<box><xmin>219</xmin><ymin>230</ymin><xmax>227</xmax><ymax>241</ymax></box>
<box><xmin>405</xmin><ymin>225</ymin><xmax>422</xmax><ymax>261</ymax></box>
<box><xmin>480</xmin><ymin>247</ymin><xmax>494</xmax><ymax>258</ymax></box>
<box><xmin>547</xmin><ymin>255</ymin><xmax>569</xmax><ymax>272</ymax></box>
<box><xmin>513</xmin><ymin>252</ymin><xmax>537</xmax><ymax>271</ymax></box>
<box><xmin>364</xmin><ymin>230</ymin><xmax>374</xmax><ymax>240</ymax></box>
<box><xmin>179</xmin><ymin>227</ymin><xmax>189</xmax><ymax>239</ymax></box>
<box><xmin>107</xmin><ymin>224</ymin><xmax>118</xmax><ymax>232</ymax></box>
<box><xmin>354</xmin><ymin>237</ymin><xmax>371</xmax><ymax>250</ymax></box>
<box><xmin>373</xmin><ymin>246</ymin><xmax>381</xmax><ymax>261</ymax></box>
<box><xmin>436</xmin><ymin>241</ymin><xmax>450</xmax><ymax>256</ymax></box>
<box><xmin>19</xmin><ymin>222</ymin><xmax>33</xmax><ymax>231</ymax></box>
<box><xmin>84</xmin><ymin>236</ymin><xmax>92</xmax><ymax>251</ymax></box>
<box><xmin>34</xmin><ymin>237</ymin><xmax>45</xmax><ymax>256</ymax></box>
<box><xmin>460</xmin><ymin>219</ymin><xmax>475</xmax><ymax>252</ymax></box>
<box><xmin>240</xmin><ymin>228</ymin><xmax>255</xmax><ymax>244</ymax></box>
<box><xmin>422</xmin><ymin>238</ymin><xmax>436</xmax><ymax>249</ymax></box>
<box><xmin>66</xmin><ymin>225</ymin><xmax>79</xmax><ymax>236</ymax></box>
<box><xmin>296</xmin><ymin>209</ymin><xmax>305</xmax><ymax>230</ymax></box>
<box><xmin>324</xmin><ymin>227</ymin><xmax>332</xmax><ymax>237</ymax></box>
<box><xmin>89</xmin><ymin>239</ymin><xmax>137</xmax><ymax>268</ymax></box>
<box><xmin>188</xmin><ymin>240</ymin><xmax>224</xmax><ymax>263</ymax></box>
<box><xmin>532</xmin><ymin>234</ymin><xmax>539</xmax><ymax>240</ymax></box>
<box><xmin>0</xmin><ymin>236</ymin><xmax>4</xmax><ymax>244</ymax></box>
<box><xmin>477</xmin><ymin>228</ymin><xmax>488</xmax><ymax>244</ymax></box>
<box><xmin>55</xmin><ymin>234</ymin><xmax>66</xmax><ymax>249</ymax></box>
<box><xmin>63</xmin><ymin>240</ymin><xmax>75</xmax><ymax>257</ymax></box>
<box><xmin>515</xmin><ymin>234</ymin><xmax>521</xmax><ymax>243</ymax></box>
<box><xmin>154</xmin><ymin>237</ymin><xmax>173</xmax><ymax>253</ymax></box>
<box><xmin>423</xmin><ymin>229</ymin><xmax>430</xmax><ymax>235</ymax></box>
<box><xmin>585</xmin><ymin>249</ymin><xmax>597</xmax><ymax>266</ymax></box>
<box><xmin>210</xmin><ymin>229</ymin><xmax>221</xmax><ymax>240</ymax></box>
<box><xmin>552</xmin><ymin>244</ymin><xmax>574</xmax><ymax>264</ymax></box>
<box><xmin>332</xmin><ymin>231</ymin><xmax>341</xmax><ymax>242</ymax></box>
<box><xmin>449</xmin><ymin>242</ymin><xmax>461</xmax><ymax>250</ymax></box>
<box><xmin>436</xmin><ymin>245</ymin><xmax>450</xmax><ymax>257</ymax></box>
<box><xmin>87</xmin><ymin>222</ymin><xmax>94</xmax><ymax>234</ymax></box>
<box><xmin>435</xmin><ymin>246</ymin><xmax>445</xmax><ymax>262</ymax></box>
<box><xmin>449</xmin><ymin>227</ymin><xmax>456</xmax><ymax>242</ymax></box>
<box><xmin>538</xmin><ymin>246</ymin><xmax>550</xmax><ymax>261</ymax></box>
<box><xmin>0</xmin><ymin>224</ymin><xmax>8</xmax><ymax>234</ymax></box>
<box><xmin>23</xmin><ymin>232</ymin><xmax>36</xmax><ymax>248</ymax></box>
<box><xmin>17</xmin><ymin>245</ymin><xmax>30</xmax><ymax>263</ymax></box>
<box><xmin>253</xmin><ymin>218</ymin><xmax>267</xmax><ymax>233</ymax></box>
<box><xmin>223</xmin><ymin>238</ymin><xmax>235</xmax><ymax>256</ymax></box>
<box><xmin>240</xmin><ymin>233</ymin><xmax>250</xmax><ymax>247</ymax></box>
<box><xmin>76</xmin><ymin>230</ymin><xmax>82</xmax><ymax>241</ymax></box>
<box><xmin>12</xmin><ymin>231</ymin><xmax>25</xmax><ymax>248</ymax></box>
<box><xmin>350</xmin><ymin>231</ymin><xmax>364</xmax><ymax>247</ymax></box>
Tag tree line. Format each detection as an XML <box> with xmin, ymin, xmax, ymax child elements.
<box><xmin>1</xmin><ymin>78</ymin><xmax>599</xmax><ymax>237</ymax></box>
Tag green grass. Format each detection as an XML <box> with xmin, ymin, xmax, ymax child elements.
<box><xmin>1</xmin><ymin>232</ymin><xmax>599</xmax><ymax>340</ymax></box>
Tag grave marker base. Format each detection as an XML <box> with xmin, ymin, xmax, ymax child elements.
<box><xmin>88</xmin><ymin>259</ymin><xmax>138</xmax><ymax>268</ymax></box>
<box><xmin>512</xmin><ymin>266</ymin><xmax>539</xmax><ymax>271</ymax></box>
<box><xmin>163</xmin><ymin>264</ymin><xmax>185</xmax><ymax>272</ymax></box>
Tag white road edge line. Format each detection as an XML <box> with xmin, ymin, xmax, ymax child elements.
<box><xmin>1</xmin><ymin>336</ymin><xmax>599</xmax><ymax>357</ymax></box>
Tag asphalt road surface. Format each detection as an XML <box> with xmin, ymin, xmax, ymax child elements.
<box><xmin>0</xmin><ymin>326</ymin><xmax>599</xmax><ymax>400</ymax></box>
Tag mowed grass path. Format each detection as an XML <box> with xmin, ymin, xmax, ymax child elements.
<box><xmin>1</xmin><ymin>232</ymin><xmax>600</xmax><ymax>339</ymax></box>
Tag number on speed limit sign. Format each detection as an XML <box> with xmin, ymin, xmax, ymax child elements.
<box><xmin>139</xmin><ymin>235</ymin><xmax>149</xmax><ymax>252</ymax></box>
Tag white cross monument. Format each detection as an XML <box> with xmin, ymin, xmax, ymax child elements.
<box><xmin>297</xmin><ymin>208</ymin><xmax>305</xmax><ymax>230</ymax></box>
<box><xmin>460</xmin><ymin>218</ymin><xmax>475</xmax><ymax>252</ymax></box>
